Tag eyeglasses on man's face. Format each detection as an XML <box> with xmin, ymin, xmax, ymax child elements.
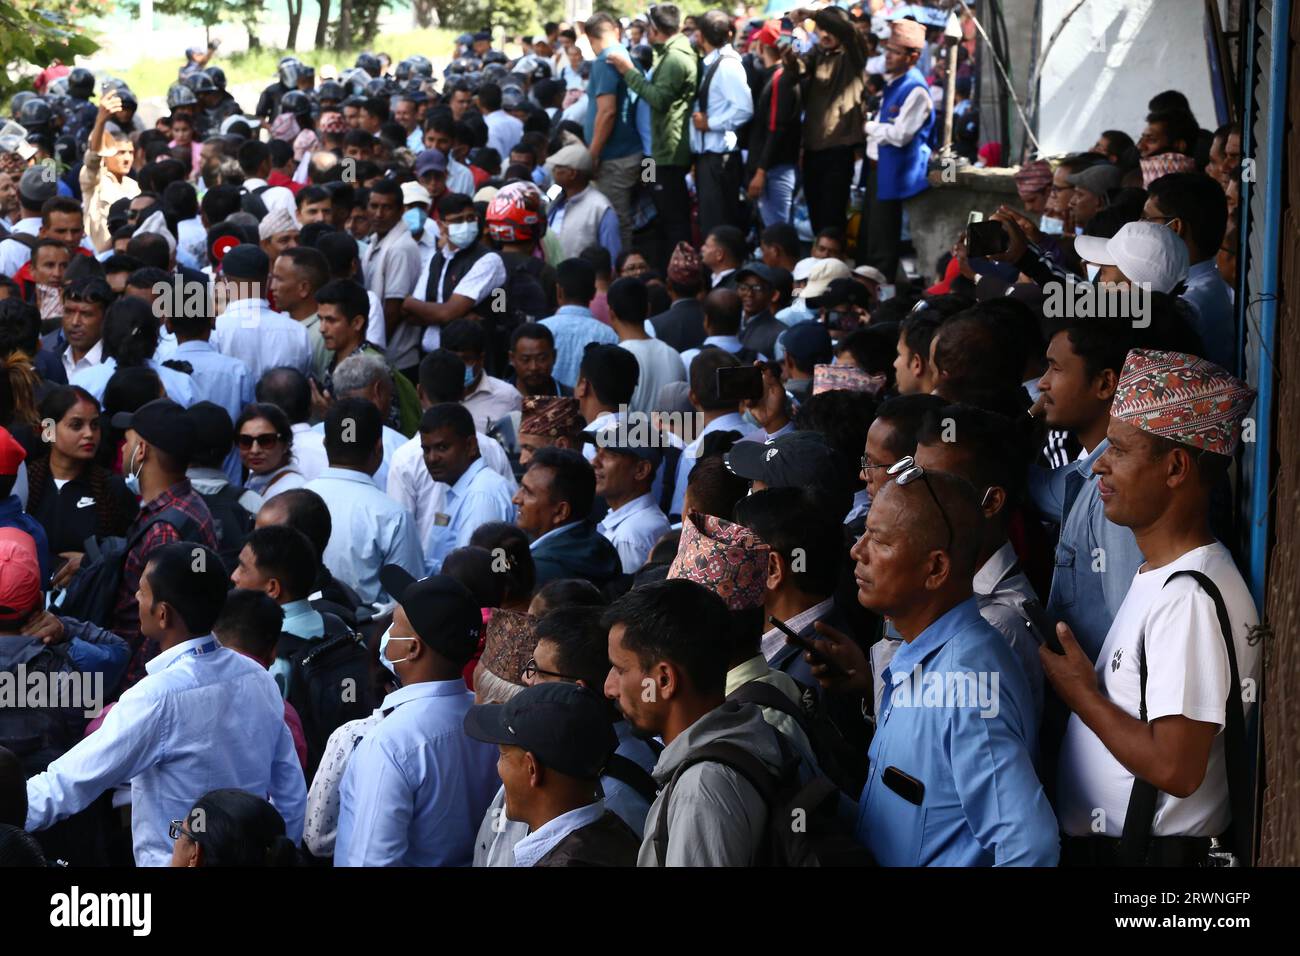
<box><xmin>521</xmin><ymin>657</ymin><xmax>580</xmax><ymax>683</ymax></box>
<box><xmin>887</xmin><ymin>456</ymin><xmax>954</xmax><ymax>552</ymax></box>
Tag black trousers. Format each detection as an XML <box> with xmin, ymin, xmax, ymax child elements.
<box><xmin>650</xmin><ymin>163</ymin><xmax>693</xmax><ymax>271</ymax></box>
<box><xmin>803</xmin><ymin>144</ymin><xmax>856</xmax><ymax>236</ymax></box>
<box><xmin>859</xmin><ymin>161</ymin><xmax>903</xmax><ymax>282</ymax></box>
<box><xmin>694</xmin><ymin>151</ymin><xmax>745</xmax><ymax>236</ymax></box>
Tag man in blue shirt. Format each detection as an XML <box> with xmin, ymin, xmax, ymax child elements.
<box><xmin>689</xmin><ymin>11</ymin><xmax>754</xmax><ymax>234</ymax></box>
<box><xmin>808</xmin><ymin>473</ymin><xmax>1058</xmax><ymax>866</ymax></box>
<box><xmin>585</xmin><ymin>13</ymin><xmax>644</xmax><ymax>251</ymax></box>
<box><xmin>25</xmin><ymin>542</ymin><xmax>306</xmax><ymax>866</ymax></box>
<box><xmin>1143</xmin><ymin>173</ymin><xmax>1235</xmax><ymax>370</ymax></box>
<box><xmin>1029</xmin><ymin>316</ymin><xmax>1145</xmax><ymax>660</ymax></box>
<box><xmin>419</xmin><ymin>403</ymin><xmax>515</xmax><ymax>574</ymax></box>
<box><xmin>334</xmin><ymin>568</ymin><xmax>499</xmax><ymax>866</ymax></box>
<box><xmin>540</xmin><ymin>258</ymin><xmax>619</xmax><ymax>389</ymax></box>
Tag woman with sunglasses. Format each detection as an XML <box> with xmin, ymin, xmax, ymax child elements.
<box><xmin>170</xmin><ymin>789</ymin><xmax>300</xmax><ymax>867</ymax></box>
<box><xmin>235</xmin><ymin>403</ymin><xmax>305</xmax><ymax>500</ymax></box>
<box><xmin>25</xmin><ymin>385</ymin><xmax>139</xmax><ymax>589</ymax></box>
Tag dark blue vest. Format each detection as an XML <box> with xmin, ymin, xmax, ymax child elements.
<box><xmin>877</xmin><ymin>67</ymin><xmax>935</xmax><ymax>201</ymax></box>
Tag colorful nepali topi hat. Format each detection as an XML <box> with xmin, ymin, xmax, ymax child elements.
<box><xmin>667</xmin><ymin>241</ymin><xmax>703</xmax><ymax>287</ymax></box>
<box><xmin>1014</xmin><ymin>159</ymin><xmax>1053</xmax><ymax>195</ymax></box>
<box><xmin>668</xmin><ymin>511</ymin><xmax>770</xmax><ymax>611</ymax></box>
<box><xmin>480</xmin><ymin>608</ymin><xmax>536</xmax><ymax>687</ymax></box>
<box><xmin>519</xmin><ymin>396</ymin><xmax>582</xmax><ymax>438</ymax></box>
<box><xmin>1110</xmin><ymin>349</ymin><xmax>1256</xmax><ymax>456</ymax></box>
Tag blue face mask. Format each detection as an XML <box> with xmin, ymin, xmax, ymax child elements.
<box><xmin>378</xmin><ymin>625</ymin><xmax>416</xmax><ymax>677</ymax></box>
<box><xmin>463</xmin><ymin>365</ymin><xmax>477</xmax><ymax>388</ymax></box>
<box><xmin>403</xmin><ymin>208</ymin><xmax>427</xmax><ymax>234</ymax></box>
<box><xmin>448</xmin><ymin>220</ymin><xmax>479</xmax><ymax>249</ymax></box>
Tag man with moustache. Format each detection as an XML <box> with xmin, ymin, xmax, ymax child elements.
<box><xmin>803</xmin><ymin>468</ymin><xmax>1058</xmax><ymax>866</ymax></box>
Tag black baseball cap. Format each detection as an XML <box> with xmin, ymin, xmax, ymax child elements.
<box><xmin>378</xmin><ymin>567</ymin><xmax>482</xmax><ymax>667</ymax></box>
<box><xmin>725</xmin><ymin>430</ymin><xmax>849</xmax><ymax>493</ymax></box>
<box><xmin>221</xmin><ymin>243</ymin><xmax>269</xmax><ymax>280</ymax></box>
<box><xmin>780</xmin><ymin>320</ymin><xmax>834</xmax><ymax>366</ymax></box>
<box><xmin>110</xmin><ymin>398</ymin><xmax>193</xmax><ymax>460</ymax></box>
<box><xmin>463</xmin><ymin>681</ymin><xmax>618</xmax><ymax>778</ymax></box>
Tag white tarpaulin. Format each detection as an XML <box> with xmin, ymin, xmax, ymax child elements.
<box><xmin>1035</xmin><ymin>0</ymin><xmax>1219</xmax><ymax>156</ymax></box>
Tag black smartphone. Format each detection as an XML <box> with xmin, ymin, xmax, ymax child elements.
<box><xmin>768</xmin><ymin>615</ymin><xmax>847</xmax><ymax>678</ymax></box>
<box><xmin>882</xmin><ymin>766</ymin><xmax>925</xmax><ymax>806</ymax></box>
<box><xmin>716</xmin><ymin>364</ymin><xmax>764</xmax><ymax>403</ymax></box>
<box><xmin>966</xmin><ymin>219</ymin><xmax>1009</xmax><ymax>258</ymax></box>
<box><xmin>1022</xmin><ymin>598</ymin><xmax>1065</xmax><ymax>655</ymax></box>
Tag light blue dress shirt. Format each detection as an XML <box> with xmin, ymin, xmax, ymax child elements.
<box><xmin>334</xmin><ymin>679</ymin><xmax>500</xmax><ymax>866</ymax></box>
<box><xmin>424</xmin><ymin>457</ymin><xmax>517</xmax><ymax>574</ymax></box>
<box><xmin>1029</xmin><ymin>439</ymin><xmax>1145</xmax><ymax>661</ymax></box>
<box><xmin>689</xmin><ymin>46</ymin><xmax>754</xmax><ymax>155</ymax></box>
<box><xmin>170</xmin><ymin>339</ymin><xmax>254</xmax><ymax>423</ymax></box>
<box><xmin>212</xmin><ymin>297</ymin><xmax>312</xmax><ymax>381</ymax></box>
<box><xmin>512</xmin><ymin>799</ymin><xmax>608</xmax><ymax>867</ymax></box>
<box><xmin>857</xmin><ymin>598</ymin><xmax>1059</xmax><ymax>866</ymax></box>
<box><xmin>597</xmin><ymin>492</ymin><xmax>670</xmax><ymax>573</ymax></box>
<box><xmin>25</xmin><ymin>636</ymin><xmax>306</xmax><ymax>867</ymax></box>
<box><xmin>1181</xmin><ymin>259</ymin><xmax>1235</xmax><ymax>370</ymax></box>
<box><xmin>671</xmin><ymin>411</ymin><xmax>751</xmax><ymax>517</ymax></box>
<box><xmin>71</xmin><ymin>357</ymin><xmax>196</xmax><ymax>407</ymax></box>
<box><xmin>304</xmin><ymin>467</ymin><xmax>425</xmax><ymax>606</ymax></box>
<box><xmin>540</xmin><ymin>305</ymin><xmax>620</xmax><ymax>389</ymax></box>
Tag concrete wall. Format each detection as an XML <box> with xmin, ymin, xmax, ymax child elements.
<box><xmin>906</xmin><ymin>165</ymin><xmax>1020</xmax><ymax>282</ymax></box>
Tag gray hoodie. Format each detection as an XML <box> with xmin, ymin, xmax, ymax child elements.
<box><xmin>637</xmin><ymin>701</ymin><xmax>789</xmax><ymax>867</ymax></box>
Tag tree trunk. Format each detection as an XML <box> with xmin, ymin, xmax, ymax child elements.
<box><xmin>286</xmin><ymin>0</ymin><xmax>302</xmax><ymax>50</ymax></box>
<box><xmin>314</xmin><ymin>0</ymin><xmax>331</xmax><ymax>49</ymax></box>
<box><xmin>336</xmin><ymin>0</ymin><xmax>352</xmax><ymax>52</ymax></box>
<box><xmin>362</xmin><ymin>0</ymin><xmax>381</xmax><ymax>45</ymax></box>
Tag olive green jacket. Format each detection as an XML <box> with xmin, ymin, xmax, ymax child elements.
<box><xmin>622</xmin><ymin>32</ymin><xmax>698</xmax><ymax>169</ymax></box>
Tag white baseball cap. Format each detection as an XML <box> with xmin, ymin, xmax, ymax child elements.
<box><xmin>792</xmin><ymin>257</ymin><xmax>818</xmax><ymax>282</ymax></box>
<box><xmin>1073</xmin><ymin>221</ymin><xmax>1189</xmax><ymax>294</ymax></box>
<box><xmin>401</xmin><ymin>180</ymin><xmax>432</xmax><ymax>207</ymax></box>
<box><xmin>801</xmin><ymin>258</ymin><xmax>853</xmax><ymax>300</ymax></box>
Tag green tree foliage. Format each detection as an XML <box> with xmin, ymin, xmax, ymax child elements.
<box><xmin>0</xmin><ymin>1</ymin><xmax>100</xmax><ymax>100</ymax></box>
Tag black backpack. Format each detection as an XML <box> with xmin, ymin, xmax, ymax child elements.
<box><xmin>278</xmin><ymin>629</ymin><xmax>375</xmax><ymax>778</ymax></box>
<box><xmin>58</xmin><ymin>507</ymin><xmax>203</xmax><ymax>628</ymax></box>
<box><xmin>651</xmin><ymin>726</ymin><xmax>872</xmax><ymax>867</ymax></box>
<box><xmin>196</xmin><ymin>485</ymin><xmax>256</xmax><ymax>575</ymax></box>
<box><xmin>0</xmin><ymin>643</ymin><xmax>88</xmax><ymax>776</ymax></box>
<box><xmin>482</xmin><ymin>253</ymin><xmax>549</xmax><ymax>376</ymax></box>
<box><xmin>727</xmin><ymin>679</ymin><xmax>870</xmax><ymax>799</ymax></box>
<box><xmin>603</xmin><ymin>754</ymin><xmax>659</xmax><ymax>805</ymax></box>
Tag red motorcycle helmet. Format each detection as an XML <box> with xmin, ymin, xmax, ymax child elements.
<box><xmin>485</xmin><ymin>181</ymin><xmax>546</xmax><ymax>243</ymax></box>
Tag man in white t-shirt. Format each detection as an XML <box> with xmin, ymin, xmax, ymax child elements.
<box><xmin>1045</xmin><ymin>349</ymin><xmax>1259</xmax><ymax>867</ymax></box>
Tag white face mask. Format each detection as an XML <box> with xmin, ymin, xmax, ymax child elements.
<box><xmin>1039</xmin><ymin>215</ymin><xmax>1065</xmax><ymax>236</ymax></box>
<box><xmin>124</xmin><ymin>442</ymin><xmax>143</xmax><ymax>496</ymax></box>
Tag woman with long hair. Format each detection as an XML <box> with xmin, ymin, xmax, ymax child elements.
<box><xmin>68</xmin><ymin>296</ymin><xmax>195</xmax><ymax>408</ymax></box>
<box><xmin>235</xmin><ymin>403</ymin><xmax>305</xmax><ymax>499</ymax></box>
<box><xmin>26</xmin><ymin>386</ymin><xmax>138</xmax><ymax>588</ymax></box>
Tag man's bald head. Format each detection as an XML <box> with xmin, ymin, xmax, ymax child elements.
<box><xmin>703</xmin><ymin>288</ymin><xmax>742</xmax><ymax>337</ymax></box>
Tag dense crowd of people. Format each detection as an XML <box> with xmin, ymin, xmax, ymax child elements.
<box><xmin>0</xmin><ymin>1</ymin><xmax>1260</xmax><ymax>869</ymax></box>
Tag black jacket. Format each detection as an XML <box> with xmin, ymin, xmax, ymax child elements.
<box><xmin>746</xmin><ymin>64</ymin><xmax>802</xmax><ymax>177</ymax></box>
<box><xmin>648</xmin><ymin>298</ymin><xmax>707</xmax><ymax>352</ymax></box>
<box><xmin>535</xmin><ymin>810</ymin><xmax>641</xmax><ymax>867</ymax></box>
